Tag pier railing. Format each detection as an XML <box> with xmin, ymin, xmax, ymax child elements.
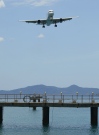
<box><xmin>0</xmin><ymin>94</ymin><xmax>98</xmax><ymax>103</ymax></box>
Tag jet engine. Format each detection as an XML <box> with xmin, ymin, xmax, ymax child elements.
<box><xmin>37</xmin><ymin>20</ymin><xmax>41</xmax><ymax>24</ymax></box>
<box><xmin>60</xmin><ymin>18</ymin><xmax>63</xmax><ymax>23</ymax></box>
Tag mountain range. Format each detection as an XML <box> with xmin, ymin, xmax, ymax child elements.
<box><xmin>0</xmin><ymin>85</ymin><xmax>99</xmax><ymax>95</ymax></box>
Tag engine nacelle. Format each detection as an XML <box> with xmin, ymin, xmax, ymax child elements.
<box><xmin>37</xmin><ymin>20</ymin><xmax>41</xmax><ymax>24</ymax></box>
<box><xmin>60</xmin><ymin>18</ymin><xmax>63</xmax><ymax>23</ymax></box>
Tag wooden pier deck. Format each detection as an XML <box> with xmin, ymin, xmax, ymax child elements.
<box><xmin>0</xmin><ymin>93</ymin><xmax>99</xmax><ymax>126</ymax></box>
<box><xmin>0</xmin><ymin>102</ymin><xmax>99</xmax><ymax>108</ymax></box>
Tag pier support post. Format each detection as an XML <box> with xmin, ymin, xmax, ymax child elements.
<box><xmin>42</xmin><ymin>107</ymin><xmax>49</xmax><ymax>126</ymax></box>
<box><xmin>91</xmin><ymin>107</ymin><xmax>98</xmax><ymax>126</ymax></box>
<box><xmin>33</xmin><ymin>99</ymin><xmax>36</xmax><ymax>110</ymax></box>
<box><xmin>0</xmin><ymin>107</ymin><xmax>3</xmax><ymax>123</ymax></box>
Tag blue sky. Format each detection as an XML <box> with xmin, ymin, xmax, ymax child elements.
<box><xmin>0</xmin><ymin>0</ymin><xmax>99</xmax><ymax>90</ymax></box>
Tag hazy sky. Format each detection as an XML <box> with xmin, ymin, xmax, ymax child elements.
<box><xmin>0</xmin><ymin>0</ymin><xmax>99</xmax><ymax>90</ymax></box>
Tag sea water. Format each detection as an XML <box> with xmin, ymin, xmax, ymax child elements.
<box><xmin>0</xmin><ymin>107</ymin><xmax>99</xmax><ymax>135</ymax></box>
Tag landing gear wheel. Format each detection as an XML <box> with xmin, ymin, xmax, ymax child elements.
<box><xmin>42</xmin><ymin>25</ymin><xmax>45</xmax><ymax>28</ymax></box>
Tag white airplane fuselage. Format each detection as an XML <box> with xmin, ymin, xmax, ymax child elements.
<box><xmin>46</xmin><ymin>10</ymin><xmax>54</xmax><ymax>26</ymax></box>
<box><xmin>20</xmin><ymin>10</ymin><xmax>78</xmax><ymax>28</ymax></box>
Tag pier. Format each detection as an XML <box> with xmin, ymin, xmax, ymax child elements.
<box><xmin>0</xmin><ymin>93</ymin><xmax>99</xmax><ymax>126</ymax></box>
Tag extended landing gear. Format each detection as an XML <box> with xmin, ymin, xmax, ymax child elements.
<box><xmin>54</xmin><ymin>22</ymin><xmax>57</xmax><ymax>27</ymax></box>
<box><xmin>42</xmin><ymin>25</ymin><xmax>45</xmax><ymax>28</ymax></box>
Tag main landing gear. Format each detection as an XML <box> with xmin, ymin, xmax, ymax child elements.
<box><xmin>42</xmin><ymin>25</ymin><xmax>45</xmax><ymax>28</ymax></box>
<box><xmin>54</xmin><ymin>22</ymin><xmax>57</xmax><ymax>27</ymax></box>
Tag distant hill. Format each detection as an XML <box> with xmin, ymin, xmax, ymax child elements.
<box><xmin>0</xmin><ymin>85</ymin><xmax>99</xmax><ymax>95</ymax></box>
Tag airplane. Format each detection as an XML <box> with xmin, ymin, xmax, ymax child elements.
<box><xmin>20</xmin><ymin>10</ymin><xmax>78</xmax><ymax>28</ymax></box>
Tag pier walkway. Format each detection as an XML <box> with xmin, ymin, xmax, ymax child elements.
<box><xmin>0</xmin><ymin>93</ymin><xmax>99</xmax><ymax>126</ymax></box>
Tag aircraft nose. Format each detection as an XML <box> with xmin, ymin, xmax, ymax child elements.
<box><xmin>50</xmin><ymin>12</ymin><xmax>54</xmax><ymax>15</ymax></box>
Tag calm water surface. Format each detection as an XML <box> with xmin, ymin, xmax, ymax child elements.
<box><xmin>0</xmin><ymin>107</ymin><xmax>99</xmax><ymax>135</ymax></box>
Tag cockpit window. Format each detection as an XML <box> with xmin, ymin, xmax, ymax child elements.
<box><xmin>49</xmin><ymin>10</ymin><xmax>53</xmax><ymax>12</ymax></box>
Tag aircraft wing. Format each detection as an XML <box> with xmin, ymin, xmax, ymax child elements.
<box><xmin>19</xmin><ymin>19</ymin><xmax>47</xmax><ymax>24</ymax></box>
<box><xmin>52</xmin><ymin>16</ymin><xmax>78</xmax><ymax>23</ymax></box>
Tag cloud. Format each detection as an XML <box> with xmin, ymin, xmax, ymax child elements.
<box><xmin>38</xmin><ymin>34</ymin><xmax>44</xmax><ymax>38</ymax></box>
<box><xmin>10</xmin><ymin>0</ymin><xmax>59</xmax><ymax>6</ymax></box>
<box><xmin>31</xmin><ymin>0</ymin><xmax>59</xmax><ymax>6</ymax></box>
<box><xmin>0</xmin><ymin>37</ymin><xmax>4</xmax><ymax>42</ymax></box>
<box><xmin>0</xmin><ymin>0</ymin><xmax>5</xmax><ymax>8</ymax></box>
